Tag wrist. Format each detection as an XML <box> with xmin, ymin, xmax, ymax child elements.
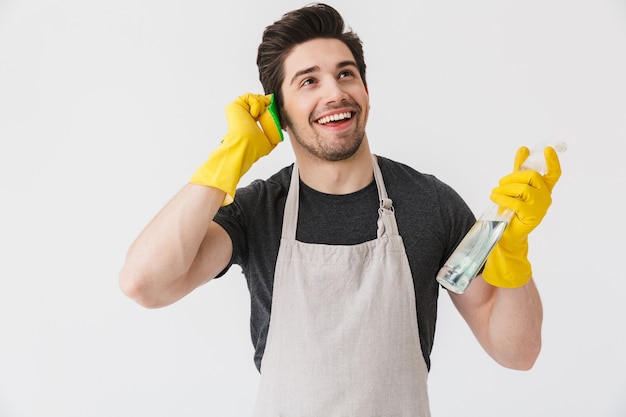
<box><xmin>482</xmin><ymin>240</ymin><xmax>532</xmax><ymax>288</ymax></box>
<box><xmin>189</xmin><ymin>137</ymin><xmax>246</xmax><ymax>206</ymax></box>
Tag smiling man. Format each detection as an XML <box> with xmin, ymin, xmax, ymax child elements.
<box><xmin>119</xmin><ymin>3</ymin><xmax>562</xmax><ymax>416</ymax></box>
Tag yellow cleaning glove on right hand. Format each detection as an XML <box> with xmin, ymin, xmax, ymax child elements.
<box><xmin>190</xmin><ymin>93</ymin><xmax>283</xmax><ymax>205</ymax></box>
<box><xmin>482</xmin><ymin>146</ymin><xmax>562</xmax><ymax>288</ymax></box>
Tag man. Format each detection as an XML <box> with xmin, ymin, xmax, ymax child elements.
<box><xmin>119</xmin><ymin>3</ymin><xmax>561</xmax><ymax>416</ymax></box>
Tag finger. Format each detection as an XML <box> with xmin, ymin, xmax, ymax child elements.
<box><xmin>543</xmin><ymin>146</ymin><xmax>562</xmax><ymax>190</ymax></box>
<box><xmin>513</xmin><ymin>146</ymin><xmax>530</xmax><ymax>172</ymax></box>
<box><xmin>233</xmin><ymin>94</ymin><xmax>270</xmax><ymax>118</ymax></box>
<box><xmin>492</xmin><ymin>179</ymin><xmax>529</xmax><ymax>200</ymax></box>
<box><xmin>227</xmin><ymin>94</ymin><xmax>266</xmax><ymax>124</ymax></box>
<box><xmin>498</xmin><ymin>170</ymin><xmax>543</xmax><ymax>190</ymax></box>
<box><xmin>248</xmin><ymin>94</ymin><xmax>270</xmax><ymax>119</ymax></box>
<box><xmin>495</xmin><ymin>175</ymin><xmax>552</xmax><ymax>206</ymax></box>
<box><xmin>490</xmin><ymin>189</ymin><xmax>523</xmax><ymax>214</ymax></box>
<box><xmin>491</xmin><ymin>184</ymin><xmax>549</xmax><ymax>226</ymax></box>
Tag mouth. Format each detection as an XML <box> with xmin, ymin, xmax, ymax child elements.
<box><xmin>315</xmin><ymin>111</ymin><xmax>353</xmax><ymax>126</ymax></box>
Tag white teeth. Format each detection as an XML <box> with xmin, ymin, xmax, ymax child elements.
<box><xmin>317</xmin><ymin>112</ymin><xmax>352</xmax><ymax>125</ymax></box>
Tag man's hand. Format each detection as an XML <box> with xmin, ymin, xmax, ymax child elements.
<box><xmin>190</xmin><ymin>93</ymin><xmax>283</xmax><ymax>205</ymax></box>
<box><xmin>482</xmin><ymin>146</ymin><xmax>562</xmax><ymax>288</ymax></box>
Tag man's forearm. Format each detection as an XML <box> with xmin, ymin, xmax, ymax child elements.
<box><xmin>118</xmin><ymin>184</ymin><xmax>226</xmax><ymax>307</ymax></box>
<box><xmin>486</xmin><ymin>279</ymin><xmax>543</xmax><ymax>370</ymax></box>
<box><xmin>451</xmin><ymin>275</ymin><xmax>543</xmax><ymax>370</ymax></box>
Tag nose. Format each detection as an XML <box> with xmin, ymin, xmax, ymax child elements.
<box><xmin>320</xmin><ymin>76</ymin><xmax>348</xmax><ymax>105</ymax></box>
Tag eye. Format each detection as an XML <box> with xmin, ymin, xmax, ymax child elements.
<box><xmin>339</xmin><ymin>69</ymin><xmax>356</xmax><ymax>79</ymax></box>
<box><xmin>301</xmin><ymin>77</ymin><xmax>316</xmax><ymax>87</ymax></box>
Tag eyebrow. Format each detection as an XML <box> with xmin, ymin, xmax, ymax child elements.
<box><xmin>288</xmin><ymin>60</ymin><xmax>359</xmax><ymax>86</ymax></box>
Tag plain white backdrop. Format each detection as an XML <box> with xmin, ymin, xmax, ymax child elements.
<box><xmin>1</xmin><ymin>0</ymin><xmax>625</xmax><ymax>416</ymax></box>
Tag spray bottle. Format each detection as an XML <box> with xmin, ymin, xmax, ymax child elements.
<box><xmin>436</xmin><ymin>141</ymin><xmax>567</xmax><ymax>294</ymax></box>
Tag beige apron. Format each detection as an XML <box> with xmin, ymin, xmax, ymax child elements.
<box><xmin>252</xmin><ymin>155</ymin><xmax>431</xmax><ymax>417</ymax></box>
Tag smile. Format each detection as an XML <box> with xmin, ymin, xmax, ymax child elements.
<box><xmin>316</xmin><ymin>112</ymin><xmax>353</xmax><ymax>125</ymax></box>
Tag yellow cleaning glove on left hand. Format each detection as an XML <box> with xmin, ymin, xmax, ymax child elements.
<box><xmin>482</xmin><ymin>146</ymin><xmax>562</xmax><ymax>288</ymax></box>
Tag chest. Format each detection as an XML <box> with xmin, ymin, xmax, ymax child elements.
<box><xmin>295</xmin><ymin>180</ymin><xmax>380</xmax><ymax>245</ymax></box>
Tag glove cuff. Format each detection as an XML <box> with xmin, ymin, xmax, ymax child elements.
<box><xmin>189</xmin><ymin>133</ymin><xmax>260</xmax><ymax>206</ymax></box>
<box><xmin>482</xmin><ymin>240</ymin><xmax>532</xmax><ymax>288</ymax></box>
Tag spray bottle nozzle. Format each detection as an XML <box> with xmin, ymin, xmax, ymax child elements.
<box><xmin>520</xmin><ymin>140</ymin><xmax>568</xmax><ymax>174</ymax></box>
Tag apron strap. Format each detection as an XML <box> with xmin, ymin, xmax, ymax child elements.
<box><xmin>372</xmin><ymin>154</ymin><xmax>400</xmax><ymax>239</ymax></box>
<box><xmin>281</xmin><ymin>162</ymin><xmax>301</xmax><ymax>240</ymax></box>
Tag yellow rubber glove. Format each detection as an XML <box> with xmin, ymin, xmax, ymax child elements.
<box><xmin>482</xmin><ymin>146</ymin><xmax>562</xmax><ymax>288</ymax></box>
<box><xmin>190</xmin><ymin>93</ymin><xmax>283</xmax><ymax>205</ymax></box>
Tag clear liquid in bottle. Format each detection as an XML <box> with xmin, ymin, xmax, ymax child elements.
<box><xmin>436</xmin><ymin>219</ymin><xmax>508</xmax><ymax>294</ymax></box>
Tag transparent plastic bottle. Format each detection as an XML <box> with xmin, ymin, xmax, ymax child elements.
<box><xmin>436</xmin><ymin>141</ymin><xmax>568</xmax><ymax>294</ymax></box>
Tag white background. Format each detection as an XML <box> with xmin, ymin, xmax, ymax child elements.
<box><xmin>1</xmin><ymin>0</ymin><xmax>625</xmax><ymax>416</ymax></box>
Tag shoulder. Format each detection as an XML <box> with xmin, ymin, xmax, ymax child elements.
<box><xmin>214</xmin><ymin>164</ymin><xmax>293</xmax><ymax>238</ymax></box>
<box><xmin>233</xmin><ymin>164</ymin><xmax>294</xmax><ymax>207</ymax></box>
<box><xmin>376</xmin><ymin>155</ymin><xmax>474</xmax><ymax>234</ymax></box>
<box><xmin>214</xmin><ymin>165</ymin><xmax>293</xmax><ymax>264</ymax></box>
<box><xmin>376</xmin><ymin>155</ymin><xmax>461</xmax><ymax>199</ymax></box>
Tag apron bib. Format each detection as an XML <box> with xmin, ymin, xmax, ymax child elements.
<box><xmin>252</xmin><ymin>155</ymin><xmax>431</xmax><ymax>417</ymax></box>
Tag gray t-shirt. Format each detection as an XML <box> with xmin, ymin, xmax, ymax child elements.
<box><xmin>214</xmin><ymin>156</ymin><xmax>476</xmax><ymax>372</ymax></box>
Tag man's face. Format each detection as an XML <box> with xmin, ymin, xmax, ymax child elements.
<box><xmin>280</xmin><ymin>38</ymin><xmax>369</xmax><ymax>162</ymax></box>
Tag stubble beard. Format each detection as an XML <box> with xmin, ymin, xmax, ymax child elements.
<box><xmin>284</xmin><ymin>114</ymin><xmax>366</xmax><ymax>162</ymax></box>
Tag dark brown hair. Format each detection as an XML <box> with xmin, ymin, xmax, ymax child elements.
<box><xmin>256</xmin><ymin>3</ymin><xmax>367</xmax><ymax>125</ymax></box>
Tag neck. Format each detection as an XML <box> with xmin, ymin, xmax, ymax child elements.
<box><xmin>294</xmin><ymin>141</ymin><xmax>374</xmax><ymax>195</ymax></box>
